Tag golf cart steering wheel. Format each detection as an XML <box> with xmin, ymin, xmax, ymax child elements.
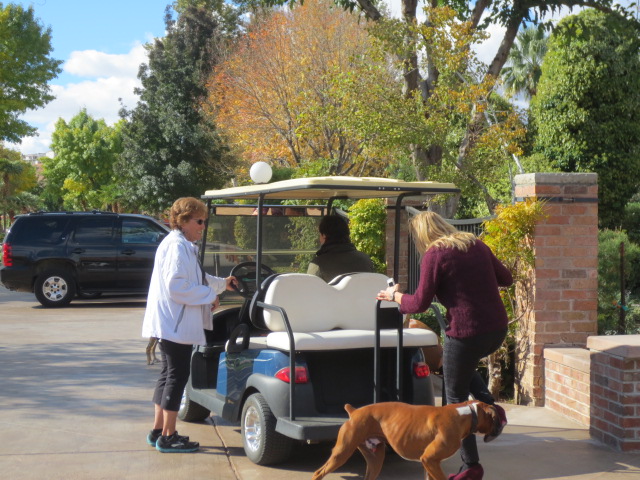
<box><xmin>230</xmin><ymin>261</ymin><xmax>276</xmax><ymax>299</ymax></box>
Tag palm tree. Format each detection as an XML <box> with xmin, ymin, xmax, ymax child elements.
<box><xmin>501</xmin><ymin>25</ymin><xmax>548</xmax><ymax>99</ymax></box>
<box><xmin>0</xmin><ymin>154</ymin><xmax>27</xmax><ymax>231</ymax></box>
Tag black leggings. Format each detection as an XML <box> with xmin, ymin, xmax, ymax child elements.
<box><xmin>152</xmin><ymin>339</ymin><xmax>193</xmax><ymax>412</ymax></box>
<box><xmin>443</xmin><ymin>328</ymin><xmax>507</xmax><ymax>466</ymax></box>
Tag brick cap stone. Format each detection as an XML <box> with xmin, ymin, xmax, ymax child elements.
<box><xmin>587</xmin><ymin>334</ymin><xmax>640</xmax><ymax>359</ymax></box>
<box><xmin>544</xmin><ymin>347</ymin><xmax>590</xmax><ymax>373</ymax></box>
<box><xmin>514</xmin><ymin>173</ymin><xmax>598</xmax><ymax>186</ymax></box>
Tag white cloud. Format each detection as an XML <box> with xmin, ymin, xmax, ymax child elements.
<box><xmin>474</xmin><ymin>22</ymin><xmax>506</xmax><ymax>67</ymax></box>
<box><xmin>64</xmin><ymin>43</ymin><xmax>148</xmax><ymax>78</ymax></box>
<box><xmin>10</xmin><ymin>43</ymin><xmax>148</xmax><ymax>155</ymax></box>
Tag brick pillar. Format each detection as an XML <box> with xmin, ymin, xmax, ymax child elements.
<box><xmin>385</xmin><ymin>199</ymin><xmax>411</xmax><ymax>285</ymax></box>
<box><xmin>514</xmin><ymin>173</ymin><xmax>599</xmax><ymax>406</ymax></box>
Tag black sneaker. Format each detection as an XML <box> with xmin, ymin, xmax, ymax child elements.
<box><xmin>156</xmin><ymin>432</ymin><xmax>199</xmax><ymax>453</ymax></box>
<box><xmin>146</xmin><ymin>429</ymin><xmax>162</xmax><ymax>446</ymax></box>
<box><xmin>147</xmin><ymin>429</ymin><xmax>190</xmax><ymax>447</ymax></box>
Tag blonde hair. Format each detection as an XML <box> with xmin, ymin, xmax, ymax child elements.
<box><xmin>409</xmin><ymin>211</ymin><xmax>476</xmax><ymax>254</ymax></box>
<box><xmin>169</xmin><ymin>197</ymin><xmax>207</xmax><ymax>230</ymax></box>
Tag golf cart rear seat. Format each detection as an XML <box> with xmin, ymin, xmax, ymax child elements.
<box><xmin>252</xmin><ymin>272</ymin><xmax>439</xmax><ymax>351</ymax></box>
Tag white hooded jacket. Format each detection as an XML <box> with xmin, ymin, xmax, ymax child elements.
<box><xmin>142</xmin><ymin>229</ymin><xmax>226</xmax><ymax>345</ymax></box>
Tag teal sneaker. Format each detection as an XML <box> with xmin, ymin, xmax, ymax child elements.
<box><xmin>156</xmin><ymin>432</ymin><xmax>199</xmax><ymax>453</ymax></box>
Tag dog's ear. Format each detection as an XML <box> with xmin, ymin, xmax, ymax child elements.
<box><xmin>483</xmin><ymin>404</ymin><xmax>507</xmax><ymax>443</ymax></box>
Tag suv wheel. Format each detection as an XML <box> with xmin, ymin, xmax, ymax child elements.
<box><xmin>34</xmin><ymin>270</ymin><xmax>76</xmax><ymax>308</ymax></box>
<box><xmin>241</xmin><ymin>393</ymin><xmax>293</xmax><ymax>465</ymax></box>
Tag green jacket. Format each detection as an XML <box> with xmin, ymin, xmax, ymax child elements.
<box><xmin>307</xmin><ymin>242</ymin><xmax>375</xmax><ymax>282</ymax></box>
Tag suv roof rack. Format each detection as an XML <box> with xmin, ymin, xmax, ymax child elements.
<box><xmin>26</xmin><ymin>210</ymin><xmax>118</xmax><ymax>215</ymax></box>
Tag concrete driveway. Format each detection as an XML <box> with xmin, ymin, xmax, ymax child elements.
<box><xmin>1</xmin><ymin>286</ymin><xmax>639</xmax><ymax>480</ymax></box>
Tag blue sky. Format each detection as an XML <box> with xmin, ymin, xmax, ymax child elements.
<box><xmin>24</xmin><ymin>0</ymin><xmax>168</xmax><ymax>79</ymax></box>
<box><xmin>11</xmin><ymin>0</ymin><xmax>170</xmax><ymax>153</ymax></box>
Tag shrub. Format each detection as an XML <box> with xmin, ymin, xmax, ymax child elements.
<box><xmin>598</xmin><ymin>229</ymin><xmax>640</xmax><ymax>334</ymax></box>
<box><xmin>480</xmin><ymin>199</ymin><xmax>547</xmax><ymax>400</ymax></box>
<box><xmin>348</xmin><ymin>198</ymin><xmax>387</xmax><ymax>273</ymax></box>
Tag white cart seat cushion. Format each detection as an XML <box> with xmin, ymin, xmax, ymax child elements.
<box><xmin>265</xmin><ymin>328</ymin><xmax>439</xmax><ymax>351</ymax></box>
<box><xmin>261</xmin><ymin>272</ymin><xmax>396</xmax><ymax>332</ymax></box>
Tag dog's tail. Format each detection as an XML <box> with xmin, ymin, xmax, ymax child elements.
<box><xmin>344</xmin><ymin>404</ymin><xmax>355</xmax><ymax>417</ymax></box>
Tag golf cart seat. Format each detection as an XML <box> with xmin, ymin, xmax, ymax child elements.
<box><xmin>251</xmin><ymin>272</ymin><xmax>439</xmax><ymax>351</ymax></box>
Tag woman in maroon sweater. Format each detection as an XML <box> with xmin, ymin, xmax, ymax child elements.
<box><xmin>378</xmin><ymin>211</ymin><xmax>511</xmax><ymax>480</ymax></box>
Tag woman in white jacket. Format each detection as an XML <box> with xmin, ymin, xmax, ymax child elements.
<box><xmin>142</xmin><ymin>197</ymin><xmax>236</xmax><ymax>453</ymax></box>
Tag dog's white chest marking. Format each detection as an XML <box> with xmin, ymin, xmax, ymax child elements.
<box><xmin>365</xmin><ymin>438</ymin><xmax>382</xmax><ymax>452</ymax></box>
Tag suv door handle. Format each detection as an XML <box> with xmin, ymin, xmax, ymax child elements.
<box><xmin>72</xmin><ymin>248</ymin><xmax>85</xmax><ymax>254</ymax></box>
<box><xmin>121</xmin><ymin>249</ymin><xmax>136</xmax><ymax>255</ymax></box>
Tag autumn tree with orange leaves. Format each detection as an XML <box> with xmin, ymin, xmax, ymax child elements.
<box><xmin>209</xmin><ymin>0</ymin><xmax>399</xmax><ymax>179</ymax></box>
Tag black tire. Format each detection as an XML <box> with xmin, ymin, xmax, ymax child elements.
<box><xmin>178</xmin><ymin>390</ymin><xmax>210</xmax><ymax>422</ymax></box>
<box><xmin>77</xmin><ymin>291</ymin><xmax>102</xmax><ymax>299</ymax></box>
<box><xmin>34</xmin><ymin>270</ymin><xmax>76</xmax><ymax>308</ymax></box>
<box><xmin>241</xmin><ymin>393</ymin><xmax>293</xmax><ymax>465</ymax></box>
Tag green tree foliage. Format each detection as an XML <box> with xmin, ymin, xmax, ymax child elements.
<box><xmin>597</xmin><ymin>229</ymin><xmax>640</xmax><ymax>334</ymax></box>
<box><xmin>0</xmin><ymin>3</ymin><xmax>62</xmax><ymax>142</ymax></box>
<box><xmin>173</xmin><ymin>0</ymin><xmax>245</xmax><ymax>40</ymax></box>
<box><xmin>119</xmin><ymin>6</ymin><xmax>235</xmax><ymax>213</ymax></box>
<box><xmin>0</xmin><ymin>145</ymin><xmax>37</xmax><ymax>229</ymax></box>
<box><xmin>348</xmin><ymin>199</ymin><xmax>386</xmax><ymax>273</ymax></box>
<box><xmin>43</xmin><ymin>109</ymin><xmax>122</xmax><ymax>211</ymax></box>
<box><xmin>501</xmin><ymin>25</ymin><xmax>548</xmax><ymax>99</ymax></box>
<box><xmin>236</xmin><ymin>0</ymin><xmax>635</xmax><ymax>215</ymax></box>
<box><xmin>622</xmin><ymin>202</ymin><xmax>640</xmax><ymax>244</ymax></box>
<box><xmin>530</xmin><ymin>9</ymin><xmax>640</xmax><ymax>229</ymax></box>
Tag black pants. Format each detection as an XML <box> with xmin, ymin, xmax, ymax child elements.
<box><xmin>443</xmin><ymin>328</ymin><xmax>507</xmax><ymax>466</ymax></box>
<box><xmin>152</xmin><ymin>339</ymin><xmax>193</xmax><ymax>412</ymax></box>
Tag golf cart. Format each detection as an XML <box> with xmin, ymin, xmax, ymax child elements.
<box><xmin>179</xmin><ymin>176</ymin><xmax>459</xmax><ymax>465</ymax></box>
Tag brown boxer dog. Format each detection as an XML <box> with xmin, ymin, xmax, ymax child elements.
<box><xmin>311</xmin><ymin>400</ymin><xmax>504</xmax><ymax>480</ymax></box>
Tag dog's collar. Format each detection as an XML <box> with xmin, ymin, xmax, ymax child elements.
<box><xmin>469</xmin><ymin>402</ymin><xmax>479</xmax><ymax>434</ymax></box>
<box><xmin>456</xmin><ymin>402</ymin><xmax>479</xmax><ymax>434</ymax></box>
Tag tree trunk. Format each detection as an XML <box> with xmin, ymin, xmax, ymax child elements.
<box><xmin>487</xmin><ymin>351</ymin><xmax>503</xmax><ymax>400</ymax></box>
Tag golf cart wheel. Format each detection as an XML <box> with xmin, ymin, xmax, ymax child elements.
<box><xmin>34</xmin><ymin>269</ymin><xmax>76</xmax><ymax>307</ymax></box>
<box><xmin>178</xmin><ymin>390</ymin><xmax>210</xmax><ymax>422</ymax></box>
<box><xmin>241</xmin><ymin>393</ymin><xmax>293</xmax><ymax>465</ymax></box>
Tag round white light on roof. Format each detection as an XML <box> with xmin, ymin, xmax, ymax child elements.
<box><xmin>249</xmin><ymin>161</ymin><xmax>273</xmax><ymax>184</ymax></box>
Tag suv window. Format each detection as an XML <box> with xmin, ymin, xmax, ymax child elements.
<box><xmin>71</xmin><ymin>217</ymin><xmax>116</xmax><ymax>244</ymax></box>
<box><xmin>121</xmin><ymin>218</ymin><xmax>166</xmax><ymax>244</ymax></box>
<box><xmin>10</xmin><ymin>217</ymin><xmax>70</xmax><ymax>245</ymax></box>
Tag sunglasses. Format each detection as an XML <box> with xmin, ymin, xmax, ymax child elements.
<box><xmin>193</xmin><ymin>219</ymin><xmax>206</xmax><ymax>225</ymax></box>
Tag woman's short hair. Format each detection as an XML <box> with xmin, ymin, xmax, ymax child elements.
<box><xmin>319</xmin><ymin>215</ymin><xmax>350</xmax><ymax>243</ymax></box>
<box><xmin>409</xmin><ymin>211</ymin><xmax>476</xmax><ymax>254</ymax></box>
<box><xmin>169</xmin><ymin>197</ymin><xmax>207</xmax><ymax>230</ymax></box>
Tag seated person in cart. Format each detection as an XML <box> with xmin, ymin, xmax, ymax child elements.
<box><xmin>307</xmin><ymin>215</ymin><xmax>374</xmax><ymax>282</ymax></box>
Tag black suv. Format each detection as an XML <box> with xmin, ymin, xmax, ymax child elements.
<box><xmin>1</xmin><ymin>212</ymin><xmax>169</xmax><ymax>307</ymax></box>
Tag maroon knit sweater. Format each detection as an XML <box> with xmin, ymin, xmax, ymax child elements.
<box><xmin>400</xmin><ymin>240</ymin><xmax>513</xmax><ymax>338</ymax></box>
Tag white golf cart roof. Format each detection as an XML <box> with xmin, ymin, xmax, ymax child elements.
<box><xmin>203</xmin><ymin>176</ymin><xmax>458</xmax><ymax>201</ymax></box>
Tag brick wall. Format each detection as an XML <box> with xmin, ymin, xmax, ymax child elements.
<box><xmin>514</xmin><ymin>173</ymin><xmax>598</xmax><ymax>406</ymax></box>
<box><xmin>544</xmin><ymin>348</ymin><xmax>591</xmax><ymax>426</ymax></box>
<box><xmin>587</xmin><ymin>336</ymin><xmax>640</xmax><ymax>452</ymax></box>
